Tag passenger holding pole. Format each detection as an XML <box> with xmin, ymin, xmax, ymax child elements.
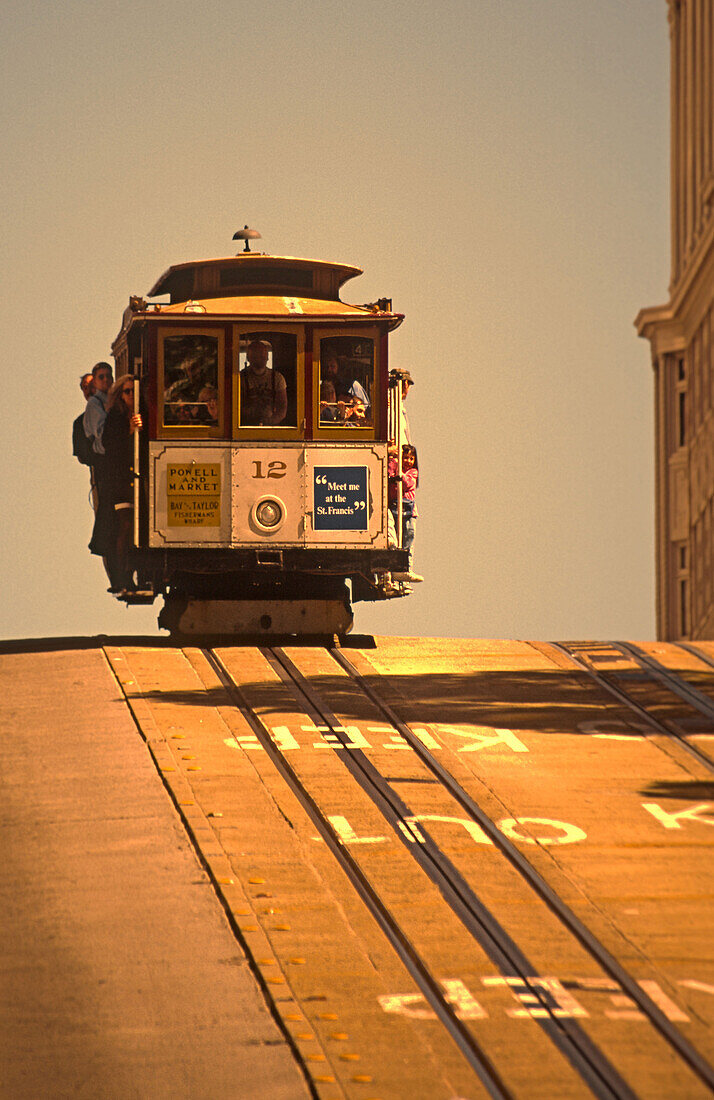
<box><xmin>103</xmin><ymin>375</ymin><xmax>142</xmax><ymax>594</ymax></box>
<box><xmin>388</xmin><ymin>443</ymin><xmax>423</xmax><ymax>585</ymax></box>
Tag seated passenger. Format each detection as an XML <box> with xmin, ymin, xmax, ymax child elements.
<box><xmin>102</xmin><ymin>375</ymin><xmax>142</xmax><ymax>594</ymax></box>
<box><xmin>198</xmin><ymin>384</ymin><xmax>219</xmax><ymax>425</ymax></box>
<box><xmin>319</xmin><ymin>380</ymin><xmax>340</xmax><ymax>423</ymax></box>
<box><xmin>337</xmin><ymin>391</ymin><xmax>367</xmax><ymax>425</ymax></box>
<box><xmin>322</xmin><ymin>355</ymin><xmax>371</xmax><ymax>421</ymax></box>
<box><xmin>240</xmin><ymin>339</ymin><xmax>287</xmax><ymax>426</ymax></box>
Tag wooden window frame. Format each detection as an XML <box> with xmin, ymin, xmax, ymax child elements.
<box><xmin>232</xmin><ymin>324</ymin><xmax>305</xmax><ymax>442</ymax></box>
<box><xmin>157</xmin><ymin>325</ymin><xmax>226</xmax><ymax>440</ymax></box>
<box><xmin>312</xmin><ymin>326</ymin><xmax>380</xmax><ymax>441</ymax></box>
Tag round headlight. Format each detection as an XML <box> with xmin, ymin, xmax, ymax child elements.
<box><xmin>255</xmin><ymin>499</ymin><xmax>283</xmax><ymax>528</ymax></box>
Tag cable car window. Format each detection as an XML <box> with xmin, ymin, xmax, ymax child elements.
<box><xmin>163</xmin><ymin>334</ymin><xmax>220</xmax><ymax>426</ymax></box>
<box><xmin>238</xmin><ymin>331</ymin><xmax>297</xmax><ymax>427</ymax></box>
<box><xmin>318</xmin><ymin>336</ymin><xmax>374</xmax><ymax>427</ymax></box>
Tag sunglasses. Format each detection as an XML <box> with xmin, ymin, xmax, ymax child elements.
<box><xmin>122</xmin><ymin>387</ymin><xmax>134</xmax><ymax>394</ymax></box>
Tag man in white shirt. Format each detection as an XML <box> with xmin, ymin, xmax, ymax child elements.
<box><xmin>83</xmin><ymin>362</ymin><xmax>113</xmax><ymax>455</ymax></box>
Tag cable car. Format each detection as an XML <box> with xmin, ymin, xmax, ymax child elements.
<box><xmin>110</xmin><ymin>229</ymin><xmax>413</xmax><ymax>635</ymax></box>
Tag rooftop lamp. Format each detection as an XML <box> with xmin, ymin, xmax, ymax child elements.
<box><xmin>233</xmin><ymin>226</ymin><xmax>262</xmax><ymax>253</ymax></box>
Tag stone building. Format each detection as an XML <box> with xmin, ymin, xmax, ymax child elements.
<box><xmin>636</xmin><ymin>0</ymin><xmax>714</xmax><ymax>639</ymax></box>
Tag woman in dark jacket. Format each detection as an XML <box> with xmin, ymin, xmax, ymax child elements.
<box><xmin>103</xmin><ymin>375</ymin><xmax>142</xmax><ymax>592</ymax></box>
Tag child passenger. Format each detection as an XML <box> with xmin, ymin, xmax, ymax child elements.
<box><xmin>388</xmin><ymin>443</ymin><xmax>423</xmax><ymax>584</ymax></box>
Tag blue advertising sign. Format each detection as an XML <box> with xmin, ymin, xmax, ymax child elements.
<box><xmin>313</xmin><ymin>466</ymin><xmax>369</xmax><ymax>531</ymax></box>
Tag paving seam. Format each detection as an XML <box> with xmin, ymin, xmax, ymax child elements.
<box><xmin>102</xmin><ymin>646</ymin><xmax>336</xmax><ymax>1100</ymax></box>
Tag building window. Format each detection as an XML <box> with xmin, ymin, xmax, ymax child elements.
<box><xmin>678</xmin><ymin>390</ymin><xmax>687</xmax><ymax>447</ymax></box>
<box><xmin>680</xmin><ymin>578</ymin><xmax>688</xmax><ymax>637</ymax></box>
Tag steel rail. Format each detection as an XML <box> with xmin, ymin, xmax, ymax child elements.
<box><xmin>265</xmin><ymin>646</ymin><xmax>639</xmax><ymax>1100</ymax></box>
<box><xmin>551</xmin><ymin>642</ymin><xmax>714</xmax><ymax>774</ymax></box>
<box><xmin>202</xmin><ymin>647</ymin><xmax>514</xmax><ymax>1100</ymax></box>
<box><xmin>329</xmin><ymin>645</ymin><xmax>714</xmax><ymax>1096</ymax></box>
<box><xmin>678</xmin><ymin>641</ymin><xmax>714</xmax><ymax>671</ymax></box>
<box><xmin>615</xmin><ymin>641</ymin><xmax>714</xmax><ymax>743</ymax></box>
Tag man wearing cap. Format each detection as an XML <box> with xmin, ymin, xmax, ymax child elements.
<box><xmin>390</xmin><ymin>368</ymin><xmax>414</xmax><ymax>444</ymax></box>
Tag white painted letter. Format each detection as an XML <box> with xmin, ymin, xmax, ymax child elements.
<box><xmin>438</xmin><ymin>724</ymin><xmax>528</xmax><ymax>754</ymax></box>
<box><xmin>498</xmin><ymin>817</ymin><xmax>587</xmax><ymax>845</ymax></box>
<box><xmin>642</xmin><ymin>802</ymin><xmax>714</xmax><ymax>829</ymax></box>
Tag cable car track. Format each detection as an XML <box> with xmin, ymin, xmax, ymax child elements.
<box><xmin>551</xmin><ymin>641</ymin><xmax>714</xmax><ymax>773</ymax></box>
<box><xmin>202</xmin><ymin>645</ymin><xmax>714</xmax><ymax>1099</ymax></box>
<box><xmin>202</xmin><ymin>647</ymin><xmax>513</xmax><ymax>1100</ymax></box>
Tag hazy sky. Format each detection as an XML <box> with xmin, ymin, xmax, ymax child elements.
<box><xmin>1</xmin><ymin>0</ymin><xmax>670</xmax><ymax>641</ymax></box>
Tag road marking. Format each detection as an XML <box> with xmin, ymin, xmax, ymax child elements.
<box><xmin>306</xmin><ymin>724</ymin><xmax>372</xmax><ymax>749</ymax></box>
<box><xmin>410</xmin><ymin>727</ymin><xmax>442</xmax><ymax>750</ymax></box>
<box><xmin>435</xmin><ymin>724</ymin><xmax>529</xmax><ymax>753</ymax></box>
<box><xmin>398</xmin><ymin>818</ymin><xmax>427</xmax><ymax>843</ymax></box>
<box><xmin>497</xmin><ymin>817</ymin><xmax>587</xmax><ymax>845</ymax></box>
<box><xmin>326</xmin><ymin>815</ymin><xmax>389</xmax><ymax>845</ymax></box>
<box><xmin>379</xmin><ymin>979</ymin><xmax>487</xmax><ymax>1020</ymax></box>
<box><xmin>271</xmin><ymin>726</ymin><xmax>301</xmax><ymax>750</ymax></box>
<box><xmin>577</xmin><ymin>719</ymin><xmax>650</xmax><ymax>739</ymax></box>
<box><xmin>405</xmin><ymin>814</ymin><xmax>492</xmax><ymax>846</ymax></box>
<box><xmin>482</xmin><ymin>976</ymin><xmax>588</xmax><ymax>1018</ymax></box>
<box><xmin>223</xmin><ymin>722</ymin><xmax>529</xmax><ymax>754</ymax></box>
<box><xmin>639</xmin><ymin>980</ymin><xmax>690</xmax><ymax>1022</ymax></box>
<box><xmin>440</xmin><ymin>979</ymin><xmax>489</xmax><ymax>1019</ymax></box>
<box><xmin>564</xmin><ymin>978</ymin><xmax>691</xmax><ymax>1022</ymax></box>
<box><xmin>642</xmin><ymin>801</ymin><xmax>714</xmax><ymax>829</ymax></box>
<box><xmin>380</xmin><ymin>976</ymin><xmax>692</xmax><ymax>1022</ymax></box>
<box><xmin>310</xmin><ymin>812</ymin><xmax>587</xmax><ymax>847</ymax></box>
<box><xmin>680</xmin><ymin>979</ymin><xmax>714</xmax><ymax>996</ymax></box>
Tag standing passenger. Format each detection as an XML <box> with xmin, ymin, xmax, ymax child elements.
<box><xmin>389</xmin><ymin>444</ymin><xmax>423</xmax><ymax>585</ymax></box>
<box><xmin>83</xmin><ymin>362</ymin><xmax>120</xmax><ymax>585</ymax></box>
<box><xmin>73</xmin><ymin>374</ymin><xmax>96</xmax><ymax>467</ymax></box>
<box><xmin>389</xmin><ymin>368</ymin><xmax>414</xmax><ymax>443</ymax></box>
<box><xmin>83</xmin><ymin>362</ymin><xmax>113</xmax><ymax>457</ymax></box>
<box><xmin>103</xmin><ymin>376</ymin><xmax>142</xmax><ymax>594</ymax></box>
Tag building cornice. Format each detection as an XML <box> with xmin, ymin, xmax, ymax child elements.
<box><xmin>637</xmin><ymin>213</ymin><xmax>714</xmax><ymax>355</ymax></box>
<box><xmin>634</xmin><ymin>303</ymin><xmax>685</xmax><ymax>357</ymax></box>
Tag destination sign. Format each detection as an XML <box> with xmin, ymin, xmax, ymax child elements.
<box><xmin>167</xmin><ymin>463</ymin><xmax>221</xmax><ymax>527</ymax></box>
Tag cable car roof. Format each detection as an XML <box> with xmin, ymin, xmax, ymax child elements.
<box><xmin>147</xmin><ymin>253</ymin><xmax>365</xmax><ymax>303</ymax></box>
<box><xmin>153</xmin><ymin>294</ymin><xmax>402</xmax><ymax>323</ymax></box>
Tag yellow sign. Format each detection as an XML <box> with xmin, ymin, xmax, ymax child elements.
<box><xmin>167</xmin><ymin>463</ymin><xmax>221</xmax><ymax>527</ymax></box>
